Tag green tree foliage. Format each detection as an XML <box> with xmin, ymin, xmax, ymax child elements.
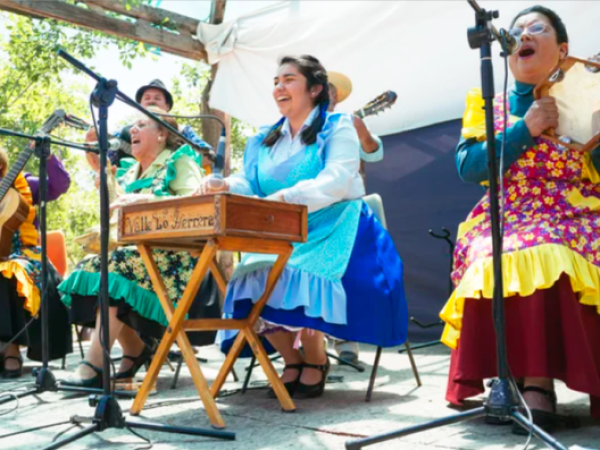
<box><xmin>0</xmin><ymin>12</ymin><xmax>145</xmax><ymax>268</ymax></box>
<box><xmin>171</xmin><ymin>62</ymin><xmax>255</xmax><ymax>173</ymax></box>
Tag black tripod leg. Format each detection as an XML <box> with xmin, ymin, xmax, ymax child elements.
<box><xmin>126</xmin><ymin>419</ymin><xmax>235</xmax><ymax>440</ymax></box>
<box><xmin>327</xmin><ymin>352</ymin><xmax>365</xmax><ymax>373</ymax></box>
<box><xmin>511</xmin><ymin>411</ymin><xmax>569</xmax><ymax>450</ymax></box>
<box><xmin>42</xmin><ymin>424</ymin><xmax>99</xmax><ymax>450</ymax></box>
<box><xmin>345</xmin><ymin>407</ymin><xmax>485</xmax><ymax>450</ymax></box>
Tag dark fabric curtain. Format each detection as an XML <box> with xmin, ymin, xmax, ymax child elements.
<box><xmin>364</xmin><ymin>119</ymin><xmax>483</xmax><ymax>342</ymax></box>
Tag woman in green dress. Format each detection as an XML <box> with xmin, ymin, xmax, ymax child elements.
<box><xmin>60</xmin><ymin>109</ymin><xmax>220</xmax><ymax>387</ymax></box>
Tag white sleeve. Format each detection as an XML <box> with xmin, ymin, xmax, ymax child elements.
<box><xmin>360</xmin><ymin>135</ymin><xmax>384</xmax><ymax>162</ymax></box>
<box><xmin>279</xmin><ymin>117</ymin><xmax>360</xmax><ymax>213</ymax></box>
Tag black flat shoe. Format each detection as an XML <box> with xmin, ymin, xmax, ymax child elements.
<box><xmin>61</xmin><ymin>361</ymin><xmax>103</xmax><ymax>388</ymax></box>
<box><xmin>267</xmin><ymin>363</ymin><xmax>303</xmax><ymax>399</ymax></box>
<box><xmin>2</xmin><ymin>356</ymin><xmax>23</xmax><ymax>379</ymax></box>
<box><xmin>113</xmin><ymin>345</ymin><xmax>153</xmax><ymax>381</ymax></box>
<box><xmin>512</xmin><ymin>386</ymin><xmax>580</xmax><ymax>435</ymax></box>
<box><xmin>295</xmin><ymin>358</ymin><xmax>330</xmax><ymax>399</ymax></box>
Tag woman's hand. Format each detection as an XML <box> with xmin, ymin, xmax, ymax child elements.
<box><xmin>109</xmin><ymin>193</ymin><xmax>153</xmax><ymax>213</ymax></box>
<box><xmin>524</xmin><ymin>97</ymin><xmax>559</xmax><ymax>137</ymax></box>
<box><xmin>265</xmin><ymin>191</ymin><xmax>286</xmax><ymax>202</ymax></box>
<box><xmin>93</xmin><ymin>165</ymin><xmax>118</xmax><ymax>189</ymax></box>
<box><xmin>194</xmin><ymin>175</ymin><xmax>230</xmax><ymax>196</ymax></box>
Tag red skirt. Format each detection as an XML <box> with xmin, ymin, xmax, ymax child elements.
<box><xmin>446</xmin><ymin>274</ymin><xmax>600</xmax><ymax>418</ymax></box>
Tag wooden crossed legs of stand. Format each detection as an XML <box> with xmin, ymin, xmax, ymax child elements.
<box><xmin>129</xmin><ymin>237</ymin><xmax>295</xmax><ymax>429</ymax></box>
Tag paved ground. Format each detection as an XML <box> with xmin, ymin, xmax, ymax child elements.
<box><xmin>0</xmin><ymin>343</ymin><xmax>597</xmax><ymax>450</ymax></box>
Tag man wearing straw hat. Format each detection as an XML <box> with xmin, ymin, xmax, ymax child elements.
<box><xmin>327</xmin><ymin>71</ymin><xmax>385</xmax><ymax>366</ymax></box>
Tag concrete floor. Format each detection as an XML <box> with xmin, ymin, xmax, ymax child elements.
<box><xmin>0</xmin><ymin>343</ymin><xmax>598</xmax><ymax>450</ymax></box>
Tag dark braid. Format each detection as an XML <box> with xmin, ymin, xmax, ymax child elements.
<box><xmin>263</xmin><ymin>55</ymin><xmax>330</xmax><ymax>147</ymax></box>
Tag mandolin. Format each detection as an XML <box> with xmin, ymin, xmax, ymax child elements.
<box><xmin>0</xmin><ymin>110</ymin><xmax>71</xmax><ymax>259</ymax></box>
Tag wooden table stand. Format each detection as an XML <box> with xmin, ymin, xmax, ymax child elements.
<box><xmin>129</xmin><ymin>237</ymin><xmax>295</xmax><ymax>429</ymax></box>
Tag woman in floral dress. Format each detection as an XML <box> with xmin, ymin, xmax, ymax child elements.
<box><xmin>442</xmin><ymin>5</ymin><xmax>600</xmax><ymax>433</ymax></box>
<box><xmin>60</xmin><ymin>110</ymin><xmax>220</xmax><ymax>387</ymax></box>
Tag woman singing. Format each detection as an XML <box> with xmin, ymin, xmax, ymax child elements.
<box><xmin>442</xmin><ymin>5</ymin><xmax>600</xmax><ymax>433</ymax></box>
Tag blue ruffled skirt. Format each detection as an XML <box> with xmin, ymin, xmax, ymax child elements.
<box><xmin>219</xmin><ymin>202</ymin><xmax>408</xmax><ymax>354</ymax></box>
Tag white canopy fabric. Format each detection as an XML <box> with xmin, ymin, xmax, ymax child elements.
<box><xmin>197</xmin><ymin>0</ymin><xmax>600</xmax><ymax>137</ymax></box>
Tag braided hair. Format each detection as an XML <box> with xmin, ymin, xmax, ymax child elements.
<box><xmin>263</xmin><ymin>55</ymin><xmax>330</xmax><ymax>147</ymax></box>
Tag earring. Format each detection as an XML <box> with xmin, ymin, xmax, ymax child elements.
<box><xmin>158</xmin><ymin>137</ymin><xmax>162</xmax><ymax>141</ymax></box>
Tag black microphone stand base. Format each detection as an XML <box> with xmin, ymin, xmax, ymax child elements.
<box><xmin>43</xmin><ymin>395</ymin><xmax>234</xmax><ymax>450</ymax></box>
<box><xmin>345</xmin><ymin>378</ymin><xmax>570</xmax><ymax>450</ymax></box>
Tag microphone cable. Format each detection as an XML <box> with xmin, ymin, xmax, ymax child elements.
<box><xmin>498</xmin><ymin>29</ymin><xmax>535</xmax><ymax>450</ymax></box>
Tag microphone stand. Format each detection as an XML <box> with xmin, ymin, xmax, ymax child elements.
<box><xmin>0</xmin><ymin>129</ymin><xmax>139</xmax><ymax>414</ymax></box>
<box><xmin>34</xmin><ymin>50</ymin><xmax>235</xmax><ymax>450</ymax></box>
<box><xmin>346</xmin><ymin>3</ymin><xmax>570</xmax><ymax>449</ymax></box>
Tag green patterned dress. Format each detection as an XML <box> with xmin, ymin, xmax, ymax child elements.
<box><xmin>59</xmin><ymin>146</ymin><xmax>220</xmax><ymax>337</ymax></box>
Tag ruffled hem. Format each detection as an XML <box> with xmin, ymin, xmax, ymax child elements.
<box><xmin>59</xmin><ymin>270</ymin><xmax>169</xmax><ymax>326</ymax></box>
<box><xmin>225</xmin><ymin>264</ymin><xmax>348</xmax><ymax>325</ymax></box>
<box><xmin>0</xmin><ymin>261</ymin><xmax>40</xmax><ymax>315</ymax></box>
<box><xmin>441</xmin><ymin>243</ymin><xmax>600</xmax><ymax>349</ymax></box>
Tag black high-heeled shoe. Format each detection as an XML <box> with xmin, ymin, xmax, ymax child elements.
<box><xmin>113</xmin><ymin>345</ymin><xmax>153</xmax><ymax>380</ymax></box>
<box><xmin>295</xmin><ymin>358</ymin><xmax>330</xmax><ymax>399</ymax></box>
<box><xmin>267</xmin><ymin>363</ymin><xmax>303</xmax><ymax>399</ymax></box>
<box><xmin>61</xmin><ymin>361</ymin><xmax>103</xmax><ymax>388</ymax></box>
<box><xmin>2</xmin><ymin>356</ymin><xmax>23</xmax><ymax>379</ymax></box>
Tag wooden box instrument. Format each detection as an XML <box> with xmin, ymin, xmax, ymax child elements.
<box><xmin>117</xmin><ymin>193</ymin><xmax>307</xmax><ymax>249</ymax></box>
<box><xmin>534</xmin><ymin>55</ymin><xmax>600</xmax><ymax>152</ymax></box>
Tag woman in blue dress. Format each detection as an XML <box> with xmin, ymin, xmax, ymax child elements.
<box><xmin>197</xmin><ymin>55</ymin><xmax>408</xmax><ymax>398</ymax></box>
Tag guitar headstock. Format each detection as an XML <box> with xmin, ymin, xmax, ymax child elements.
<box><xmin>354</xmin><ymin>91</ymin><xmax>398</xmax><ymax>119</ymax></box>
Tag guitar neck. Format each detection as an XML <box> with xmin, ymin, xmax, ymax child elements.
<box><xmin>0</xmin><ymin>146</ymin><xmax>35</xmax><ymax>199</ymax></box>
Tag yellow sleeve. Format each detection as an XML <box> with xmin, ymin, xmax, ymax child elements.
<box><xmin>169</xmin><ymin>155</ymin><xmax>204</xmax><ymax>196</ymax></box>
<box><xmin>582</xmin><ymin>152</ymin><xmax>600</xmax><ymax>184</ymax></box>
<box><xmin>461</xmin><ymin>88</ymin><xmax>487</xmax><ymax>141</ymax></box>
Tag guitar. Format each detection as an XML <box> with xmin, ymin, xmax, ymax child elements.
<box><xmin>0</xmin><ymin>110</ymin><xmax>71</xmax><ymax>259</ymax></box>
<box><xmin>351</xmin><ymin>91</ymin><xmax>398</xmax><ymax>178</ymax></box>
<box><xmin>354</xmin><ymin>90</ymin><xmax>398</xmax><ymax>119</ymax></box>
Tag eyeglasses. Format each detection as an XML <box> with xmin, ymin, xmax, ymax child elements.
<box><xmin>509</xmin><ymin>22</ymin><xmax>554</xmax><ymax>40</ymax></box>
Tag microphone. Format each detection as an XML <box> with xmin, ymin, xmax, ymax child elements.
<box><xmin>213</xmin><ymin>128</ymin><xmax>226</xmax><ymax>176</ymax></box>
<box><xmin>498</xmin><ymin>29</ymin><xmax>521</xmax><ymax>56</ymax></box>
<box><xmin>87</xmin><ymin>138</ymin><xmax>126</xmax><ymax>152</ymax></box>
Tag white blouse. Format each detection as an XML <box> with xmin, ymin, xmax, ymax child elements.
<box><xmin>227</xmin><ymin>107</ymin><xmax>365</xmax><ymax>213</ymax></box>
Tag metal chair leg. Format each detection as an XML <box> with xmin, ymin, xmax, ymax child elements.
<box><xmin>74</xmin><ymin>324</ymin><xmax>84</xmax><ymax>359</ymax></box>
<box><xmin>365</xmin><ymin>346</ymin><xmax>382</xmax><ymax>402</ymax></box>
<box><xmin>231</xmin><ymin>367</ymin><xmax>239</xmax><ymax>383</ymax></box>
<box><xmin>241</xmin><ymin>355</ymin><xmax>256</xmax><ymax>394</ymax></box>
<box><xmin>404</xmin><ymin>339</ymin><xmax>422</xmax><ymax>387</ymax></box>
<box><xmin>170</xmin><ymin>357</ymin><xmax>184</xmax><ymax>390</ymax></box>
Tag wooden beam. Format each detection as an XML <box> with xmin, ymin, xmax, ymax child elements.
<box><xmin>209</xmin><ymin>0</ymin><xmax>226</xmax><ymax>25</ymax></box>
<box><xmin>0</xmin><ymin>0</ymin><xmax>207</xmax><ymax>61</ymax></box>
<box><xmin>85</xmin><ymin>0</ymin><xmax>199</xmax><ymax>36</ymax></box>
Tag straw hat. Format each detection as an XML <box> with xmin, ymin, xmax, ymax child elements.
<box><xmin>328</xmin><ymin>71</ymin><xmax>353</xmax><ymax>104</ymax></box>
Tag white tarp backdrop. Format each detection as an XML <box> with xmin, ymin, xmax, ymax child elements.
<box><xmin>197</xmin><ymin>0</ymin><xmax>600</xmax><ymax>137</ymax></box>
